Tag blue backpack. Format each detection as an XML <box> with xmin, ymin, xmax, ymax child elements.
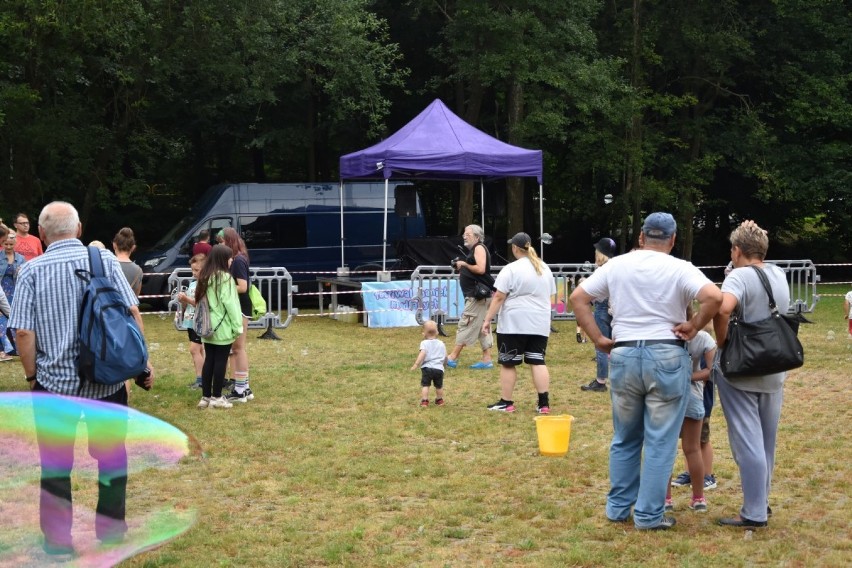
<box><xmin>77</xmin><ymin>247</ymin><xmax>148</xmax><ymax>386</ymax></box>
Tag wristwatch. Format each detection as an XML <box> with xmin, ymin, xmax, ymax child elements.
<box><xmin>25</xmin><ymin>375</ymin><xmax>37</xmax><ymax>383</ymax></box>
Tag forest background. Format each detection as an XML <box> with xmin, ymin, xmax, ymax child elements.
<box><xmin>0</xmin><ymin>0</ymin><xmax>849</xmax><ymax>267</ymax></box>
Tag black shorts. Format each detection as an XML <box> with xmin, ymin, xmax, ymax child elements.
<box><xmin>496</xmin><ymin>334</ymin><xmax>548</xmax><ymax>367</ymax></box>
<box><xmin>239</xmin><ymin>293</ymin><xmax>252</xmax><ymax>318</ymax></box>
<box><xmin>420</xmin><ymin>367</ymin><xmax>444</xmax><ymax>388</ymax></box>
<box><xmin>187</xmin><ymin>329</ymin><xmax>202</xmax><ymax>345</ymax></box>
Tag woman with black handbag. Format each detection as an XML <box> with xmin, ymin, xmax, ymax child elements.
<box><xmin>713</xmin><ymin>220</ymin><xmax>791</xmax><ymax>528</ymax></box>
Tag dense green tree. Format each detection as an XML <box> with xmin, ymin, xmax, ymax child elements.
<box><xmin>595</xmin><ymin>0</ymin><xmax>851</xmax><ymax>260</ymax></box>
<box><xmin>0</xmin><ymin>0</ymin><xmax>848</xmax><ymax>262</ymax></box>
<box><xmin>0</xmin><ymin>0</ymin><xmax>169</xmax><ymax>221</ymax></box>
<box><xmin>404</xmin><ymin>0</ymin><xmax>623</xmax><ymax>254</ymax></box>
<box><xmin>0</xmin><ymin>0</ymin><xmax>406</xmax><ymax>240</ymax></box>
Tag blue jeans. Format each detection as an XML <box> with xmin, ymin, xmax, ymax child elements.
<box><xmin>593</xmin><ymin>300</ymin><xmax>612</xmax><ymax>379</ymax></box>
<box><xmin>606</xmin><ymin>344</ymin><xmax>690</xmax><ymax>528</ymax></box>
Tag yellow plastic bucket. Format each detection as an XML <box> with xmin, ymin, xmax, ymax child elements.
<box><xmin>534</xmin><ymin>415</ymin><xmax>574</xmax><ymax>457</ymax></box>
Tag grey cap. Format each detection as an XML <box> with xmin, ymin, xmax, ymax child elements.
<box><xmin>507</xmin><ymin>232</ymin><xmax>532</xmax><ymax>248</ymax></box>
<box><xmin>642</xmin><ymin>212</ymin><xmax>677</xmax><ymax>239</ymax></box>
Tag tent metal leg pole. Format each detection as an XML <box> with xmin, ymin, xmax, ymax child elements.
<box><xmin>480</xmin><ymin>180</ymin><xmax>485</xmax><ymax>229</ymax></box>
<box><xmin>539</xmin><ymin>184</ymin><xmax>544</xmax><ymax>259</ymax></box>
<box><xmin>382</xmin><ymin>178</ymin><xmax>389</xmax><ymax>275</ymax></box>
<box><xmin>338</xmin><ymin>181</ymin><xmax>346</xmax><ymax>273</ymax></box>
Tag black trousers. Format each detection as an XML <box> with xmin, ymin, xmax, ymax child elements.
<box><xmin>201</xmin><ymin>342</ymin><xmax>233</xmax><ymax>398</ymax></box>
<box><xmin>32</xmin><ymin>382</ymin><xmax>128</xmax><ymax>546</ymax></box>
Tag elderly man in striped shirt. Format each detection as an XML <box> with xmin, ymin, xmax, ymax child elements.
<box><xmin>10</xmin><ymin>201</ymin><xmax>155</xmax><ymax>556</ymax></box>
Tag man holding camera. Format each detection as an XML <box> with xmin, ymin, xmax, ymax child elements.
<box><xmin>447</xmin><ymin>224</ymin><xmax>494</xmax><ymax>369</ymax></box>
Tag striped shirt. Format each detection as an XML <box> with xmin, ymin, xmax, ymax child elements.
<box><xmin>9</xmin><ymin>238</ymin><xmax>140</xmax><ymax>398</ymax></box>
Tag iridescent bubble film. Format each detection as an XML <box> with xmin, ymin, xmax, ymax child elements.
<box><xmin>0</xmin><ymin>392</ymin><xmax>198</xmax><ymax>567</ymax></box>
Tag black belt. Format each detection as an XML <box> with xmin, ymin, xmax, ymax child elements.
<box><xmin>613</xmin><ymin>339</ymin><xmax>685</xmax><ymax>348</ymax></box>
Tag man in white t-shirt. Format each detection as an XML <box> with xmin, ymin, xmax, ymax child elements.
<box><xmin>570</xmin><ymin>212</ymin><xmax>721</xmax><ymax>531</ymax></box>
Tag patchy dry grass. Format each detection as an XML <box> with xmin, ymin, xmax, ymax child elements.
<box><xmin>1</xmin><ymin>286</ymin><xmax>850</xmax><ymax>567</ymax></box>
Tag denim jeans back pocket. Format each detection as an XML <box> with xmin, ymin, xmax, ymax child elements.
<box><xmin>608</xmin><ymin>350</ymin><xmax>635</xmax><ymax>394</ymax></box>
<box><xmin>646</xmin><ymin>347</ymin><xmax>690</xmax><ymax>402</ymax></box>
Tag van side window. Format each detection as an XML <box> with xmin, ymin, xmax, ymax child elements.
<box><xmin>241</xmin><ymin>215</ymin><xmax>306</xmax><ymax>249</ymax></box>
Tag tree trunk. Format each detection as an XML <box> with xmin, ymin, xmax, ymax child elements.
<box><xmin>678</xmin><ymin>130</ymin><xmax>704</xmax><ymax>260</ymax></box>
<box><xmin>506</xmin><ymin>80</ymin><xmax>524</xmax><ymax>257</ymax></box>
<box><xmin>252</xmin><ymin>147</ymin><xmax>266</xmax><ymax>182</ymax></box>
<box><xmin>306</xmin><ymin>77</ymin><xmax>316</xmax><ymax>182</ymax></box>
<box><xmin>622</xmin><ymin>0</ymin><xmax>644</xmax><ymax>250</ymax></box>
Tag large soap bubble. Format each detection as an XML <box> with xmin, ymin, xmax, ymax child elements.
<box><xmin>0</xmin><ymin>392</ymin><xmax>198</xmax><ymax>567</ymax></box>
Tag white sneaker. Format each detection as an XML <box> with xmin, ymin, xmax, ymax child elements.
<box><xmin>197</xmin><ymin>397</ymin><xmax>211</xmax><ymax>409</ymax></box>
<box><xmin>209</xmin><ymin>396</ymin><xmax>233</xmax><ymax>409</ymax></box>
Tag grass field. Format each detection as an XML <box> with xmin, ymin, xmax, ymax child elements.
<box><xmin>1</xmin><ymin>285</ymin><xmax>850</xmax><ymax>567</ymax></box>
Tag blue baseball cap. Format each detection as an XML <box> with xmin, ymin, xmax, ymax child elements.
<box><xmin>642</xmin><ymin>212</ymin><xmax>677</xmax><ymax>239</ymax></box>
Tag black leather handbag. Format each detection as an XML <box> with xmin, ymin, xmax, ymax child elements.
<box><xmin>720</xmin><ymin>265</ymin><xmax>804</xmax><ymax>378</ymax></box>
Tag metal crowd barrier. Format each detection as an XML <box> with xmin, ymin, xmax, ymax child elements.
<box><xmin>167</xmin><ymin>266</ymin><xmax>298</xmax><ymax>339</ymax></box>
<box><xmin>764</xmin><ymin>260</ymin><xmax>819</xmax><ymax>313</ymax></box>
<box><xmin>410</xmin><ymin>259</ymin><xmax>819</xmax><ymax>332</ymax></box>
<box><xmin>409</xmin><ymin>263</ymin><xmax>595</xmax><ymax>333</ymax></box>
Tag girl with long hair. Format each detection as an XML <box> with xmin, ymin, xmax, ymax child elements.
<box><xmin>221</xmin><ymin>227</ymin><xmax>254</xmax><ymax>402</ymax></box>
<box><xmin>195</xmin><ymin>244</ymin><xmax>243</xmax><ymax>409</ymax></box>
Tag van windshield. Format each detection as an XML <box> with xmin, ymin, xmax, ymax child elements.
<box><xmin>153</xmin><ymin>213</ymin><xmax>200</xmax><ymax>249</ymax></box>
<box><xmin>150</xmin><ymin>184</ymin><xmax>234</xmax><ymax>250</ymax></box>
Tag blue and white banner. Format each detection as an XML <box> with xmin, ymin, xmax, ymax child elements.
<box><xmin>361</xmin><ymin>280</ymin><xmax>461</xmax><ymax>328</ymax></box>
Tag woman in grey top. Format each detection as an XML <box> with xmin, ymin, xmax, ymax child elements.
<box><xmin>713</xmin><ymin>220</ymin><xmax>790</xmax><ymax>528</ymax></box>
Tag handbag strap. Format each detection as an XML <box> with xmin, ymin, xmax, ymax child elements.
<box><xmin>747</xmin><ymin>265</ymin><xmax>781</xmax><ymax>317</ymax></box>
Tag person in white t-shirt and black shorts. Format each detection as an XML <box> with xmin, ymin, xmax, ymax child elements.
<box><xmin>481</xmin><ymin>233</ymin><xmax>556</xmax><ymax>414</ymax></box>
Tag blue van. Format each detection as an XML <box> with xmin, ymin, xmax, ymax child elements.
<box><xmin>136</xmin><ymin>182</ymin><xmax>426</xmax><ymax>302</ymax></box>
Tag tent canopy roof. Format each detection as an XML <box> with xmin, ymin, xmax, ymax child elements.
<box><xmin>340</xmin><ymin>99</ymin><xmax>542</xmax><ymax>184</ymax></box>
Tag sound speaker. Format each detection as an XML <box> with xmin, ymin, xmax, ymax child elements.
<box><xmin>394</xmin><ymin>185</ymin><xmax>417</xmax><ymax>217</ymax></box>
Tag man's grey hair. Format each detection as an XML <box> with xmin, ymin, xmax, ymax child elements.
<box><xmin>466</xmin><ymin>224</ymin><xmax>484</xmax><ymax>243</ymax></box>
<box><xmin>38</xmin><ymin>201</ymin><xmax>80</xmax><ymax>239</ymax></box>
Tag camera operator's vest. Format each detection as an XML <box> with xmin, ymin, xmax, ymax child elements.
<box><xmin>459</xmin><ymin>243</ymin><xmax>491</xmax><ymax>299</ymax></box>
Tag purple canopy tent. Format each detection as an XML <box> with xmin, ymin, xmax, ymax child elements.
<box><xmin>338</xmin><ymin>99</ymin><xmax>545</xmax><ymax>273</ymax></box>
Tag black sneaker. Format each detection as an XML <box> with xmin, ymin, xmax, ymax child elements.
<box><xmin>225</xmin><ymin>389</ymin><xmax>251</xmax><ymax>403</ymax></box>
<box><xmin>641</xmin><ymin>516</ymin><xmax>677</xmax><ymax>530</ymax></box>
<box><xmin>487</xmin><ymin>400</ymin><xmax>515</xmax><ymax>412</ymax></box>
<box><xmin>581</xmin><ymin>379</ymin><xmax>607</xmax><ymax>392</ymax></box>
